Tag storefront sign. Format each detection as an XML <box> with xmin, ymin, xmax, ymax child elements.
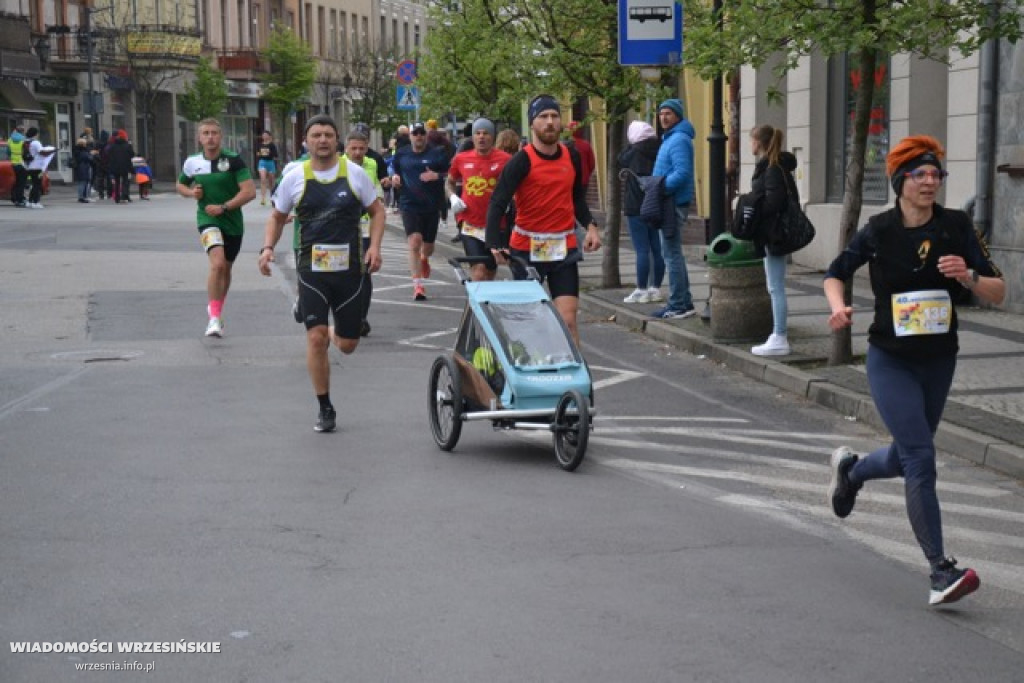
<box><xmin>35</xmin><ymin>76</ymin><xmax>78</xmax><ymax>96</ymax></box>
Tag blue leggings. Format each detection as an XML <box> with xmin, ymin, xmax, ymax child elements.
<box><xmin>850</xmin><ymin>345</ymin><xmax>956</xmax><ymax>566</ymax></box>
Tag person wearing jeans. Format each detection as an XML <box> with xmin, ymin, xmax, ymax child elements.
<box><xmin>745</xmin><ymin>124</ymin><xmax>799</xmax><ymax>356</ymax></box>
<box><xmin>618</xmin><ymin>120</ymin><xmax>664</xmax><ymax>304</ymax></box>
<box><xmin>650</xmin><ymin>99</ymin><xmax>696</xmax><ymax>319</ymax></box>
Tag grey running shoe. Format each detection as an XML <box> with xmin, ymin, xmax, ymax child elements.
<box><xmin>315</xmin><ymin>407</ymin><xmax>337</xmax><ymax>433</ymax></box>
<box><xmin>929</xmin><ymin>558</ymin><xmax>980</xmax><ymax>606</ymax></box>
<box><xmin>828</xmin><ymin>446</ymin><xmax>861</xmax><ymax>518</ymax></box>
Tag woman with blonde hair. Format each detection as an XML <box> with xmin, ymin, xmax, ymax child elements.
<box><xmin>824</xmin><ymin>135</ymin><xmax>1004</xmax><ymax>606</ymax></box>
<box><xmin>746</xmin><ymin>124</ymin><xmax>799</xmax><ymax>355</ymax></box>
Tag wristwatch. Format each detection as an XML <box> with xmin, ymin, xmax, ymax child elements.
<box><xmin>962</xmin><ymin>268</ymin><xmax>979</xmax><ymax>289</ymax></box>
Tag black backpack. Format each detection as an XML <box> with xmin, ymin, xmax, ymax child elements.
<box><xmin>21</xmin><ymin>140</ymin><xmax>33</xmax><ymax>165</ymax></box>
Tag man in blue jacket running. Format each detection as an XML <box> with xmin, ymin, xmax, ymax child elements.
<box><xmin>651</xmin><ymin>98</ymin><xmax>697</xmax><ymax>319</ymax></box>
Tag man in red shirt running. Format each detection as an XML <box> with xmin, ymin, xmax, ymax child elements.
<box><xmin>485</xmin><ymin>94</ymin><xmax>602</xmax><ymax>343</ymax></box>
<box><xmin>446</xmin><ymin>117</ymin><xmax>511</xmax><ymax>281</ymax></box>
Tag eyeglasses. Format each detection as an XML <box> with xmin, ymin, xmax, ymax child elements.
<box><xmin>411</xmin><ymin>130</ymin><xmax>426</xmax><ymax>136</ymax></box>
<box><xmin>904</xmin><ymin>169</ymin><xmax>948</xmax><ymax>183</ymax></box>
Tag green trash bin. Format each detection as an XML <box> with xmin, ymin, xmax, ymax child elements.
<box><xmin>705</xmin><ymin>234</ymin><xmax>773</xmax><ymax>343</ymax></box>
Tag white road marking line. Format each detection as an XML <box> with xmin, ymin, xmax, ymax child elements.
<box><xmin>600</xmin><ymin>458</ymin><xmax>1024</xmax><ymax>521</ymax></box>
<box><xmin>0</xmin><ymin>366</ymin><xmax>91</xmax><ymax>421</ymax></box>
<box><xmin>587</xmin><ymin>364</ymin><xmax>646</xmax><ymax>391</ymax></box>
<box><xmin>396</xmin><ymin>328</ymin><xmax>459</xmax><ymax>349</ymax></box>
<box><xmin>597</xmin><ymin>416</ymin><xmax>750</xmax><ymax>423</ymax></box>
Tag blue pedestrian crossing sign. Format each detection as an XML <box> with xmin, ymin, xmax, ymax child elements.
<box><xmin>396</xmin><ymin>85</ymin><xmax>419</xmax><ymax>111</ymax></box>
<box><xmin>618</xmin><ymin>0</ymin><xmax>683</xmax><ymax>66</ymax></box>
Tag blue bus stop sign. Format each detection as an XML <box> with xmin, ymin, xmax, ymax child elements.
<box><xmin>618</xmin><ymin>0</ymin><xmax>682</xmax><ymax>66</ymax></box>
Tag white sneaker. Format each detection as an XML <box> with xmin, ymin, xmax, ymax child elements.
<box><xmin>205</xmin><ymin>317</ymin><xmax>224</xmax><ymax>338</ymax></box>
<box><xmin>28</xmin><ymin>202</ymin><xmax>44</xmax><ymax>209</ymax></box>
<box><xmin>623</xmin><ymin>288</ymin><xmax>651</xmax><ymax>304</ymax></box>
<box><xmin>647</xmin><ymin>287</ymin><xmax>664</xmax><ymax>302</ymax></box>
<box><xmin>751</xmin><ymin>333</ymin><xmax>790</xmax><ymax>356</ymax></box>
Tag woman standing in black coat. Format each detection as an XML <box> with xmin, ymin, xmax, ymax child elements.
<box><xmin>106</xmin><ymin>130</ymin><xmax>136</xmax><ymax>203</ymax></box>
<box><xmin>72</xmin><ymin>137</ymin><xmax>94</xmax><ymax>203</ymax></box>
<box><xmin>747</xmin><ymin>124</ymin><xmax>799</xmax><ymax>356</ymax></box>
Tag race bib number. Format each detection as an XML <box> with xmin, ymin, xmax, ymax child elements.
<box><xmin>461</xmin><ymin>223</ymin><xmax>486</xmax><ymax>242</ymax></box>
<box><xmin>312</xmin><ymin>244</ymin><xmax>350</xmax><ymax>272</ymax></box>
<box><xmin>529</xmin><ymin>234</ymin><xmax>567</xmax><ymax>262</ymax></box>
<box><xmin>199</xmin><ymin>227</ymin><xmax>224</xmax><ymax>250</ymax></box>
<box><xmin>892</xmin><ymin>290</ymin><xmax>952</xmax><ymax>337</ymax></box>
<box><xmin>360</xmin><ymin>215</ymin><xmax>370</xmax><ymax>239</ymax></box>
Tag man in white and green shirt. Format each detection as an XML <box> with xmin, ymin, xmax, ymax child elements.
<box><xmin>176</xmin><ymin>118</ymin><xmax>256</xmax><ymax>338</ymax></box>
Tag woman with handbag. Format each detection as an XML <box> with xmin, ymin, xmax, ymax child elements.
<box><xmin>617</xmin><ymin>120</ymin><xmax>666</xmax><ymax>304</ymax></box>
<box><xmin>747</xmin><ymin>124</ymin><xmax>799</xmax><ymax>356</ymax></box>
<box><xmin>825</xmin><ymin>135</ymin><xmax>1004</xmax><ymax>606</ymax></box>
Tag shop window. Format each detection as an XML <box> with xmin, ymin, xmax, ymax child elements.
<box><xmin>826</xmin><ymin>52</ymin><xmax>890</xmax><ymax>204</ymax></box>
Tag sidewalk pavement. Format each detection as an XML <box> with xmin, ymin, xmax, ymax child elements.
<box><xmin>572</xmin><ymin>239</ymin><xmax>1024</xmax><ymax>482</ymax></box>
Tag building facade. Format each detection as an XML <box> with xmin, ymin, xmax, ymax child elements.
<box><xmin>3</xmin><ymin>0</ymin><xmax>427</xmax><ymax>182</ymax></box>
<box><xmin>739</xmin><ymin>38</ymin><xmax>1024</xmax><ymax>312</ymax></box>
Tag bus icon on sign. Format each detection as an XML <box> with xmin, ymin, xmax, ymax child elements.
<box><xmin>629</xmin><ymin>6</ymin><xmax>672</xmax><ymax>22</ymax></box>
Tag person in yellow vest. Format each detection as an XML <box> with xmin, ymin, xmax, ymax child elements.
<box><xmin>8</xmin><ymin>126</ymin><xmax>27</xmax><ymax>207</ymax></box>
<box><xmin>341</xmin><ymin>128</ymin><xmax>384</xmax><ymax>337</ymax></box>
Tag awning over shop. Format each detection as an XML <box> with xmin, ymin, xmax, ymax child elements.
<box><xmin>0</xmin><ymin>79</ymin><xmax>45</xmax><ymax>115</ymax></box>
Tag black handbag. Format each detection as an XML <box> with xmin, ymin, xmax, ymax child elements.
<box><xmin>765</xmin><ymin>178</ymin><xmax>815</xmax><ymax>256</ymax></box>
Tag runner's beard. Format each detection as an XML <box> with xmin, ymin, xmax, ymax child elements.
<box><xmin>535</xmin><ymin>127</ymin><xmax>560</xmax><ymax>145</ymax></box>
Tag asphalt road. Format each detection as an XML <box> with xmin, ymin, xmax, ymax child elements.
<box><xmin>1</xmin><ymin>195</ymin><xmax>1022</xmax><ymax>682</ymax></box>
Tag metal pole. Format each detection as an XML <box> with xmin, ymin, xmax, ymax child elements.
<box><xmin>85</xmin><ymin>9</ymin><xmax>99</xmax><ymax>132</ymax></box>
<box><xmin>702</xmin><ymin>0</ymin><xmax>727</xmax><ymax>320</ymax></box>
<box><xmin>707</xmin><ymin>0</ymin><xmax>727</xmax><ymax>241</ymax></box>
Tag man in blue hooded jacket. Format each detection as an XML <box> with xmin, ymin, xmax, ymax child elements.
<box><xmin>650</xmin><ymin>98</ymin><xmax>696</xmax><ymax>319</ymax></box>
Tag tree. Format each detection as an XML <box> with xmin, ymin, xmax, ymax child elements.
<box><xmin>341</xmin><ymin>43</ymin><xmax>403</xmax><ymax>139</ymax></box>
<box><xmin>419</xmin><ymin>1</ymin><xmax>540</xmax><ymax>127</ymax></box>
<box><xmin>681</xmin><ymin>0</ymin><xmax>1023</xmax><ymax>364</ymax></box>
<box><xmin>180</xmin><ymin>57</ymin><xmax>229</xmax><ymax>122</ymax></box>
<box><xmin>261</xmin><ymin>24</ymin><xmax>316</xmax><ymax>157</ymax></box>
<box><xmin>420</xmin><ymin>0</ymin><xmax>670</xmax><ymax>287</ymax></box>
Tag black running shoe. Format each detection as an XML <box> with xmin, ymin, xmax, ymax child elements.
<box><xmin>929</xmin><ymin>558</ymin><xmax>980</xmax><ymax>606</ymax></box>
<box><xmin>360</xmin><ymin>320</ymin><xmax>371</xmax><ymax>337</ymax></box>
<box><xmin>315</xmin><ymin>407</ymin><xmax>336</xmax><ymax>433</ymax></box>
<box><xmin>292</xmin><ymin>297</ymin><xmax>303</xmax><ymax>324</ymax></box>
<box><xmin>828</xmin><ymin>446</ymin><xmax>861</xmax><ymax>518</ymax></box>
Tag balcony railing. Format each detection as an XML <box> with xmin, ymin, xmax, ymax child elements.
<box><xmin>42</xmin><ymin>24</ymin><xmax>201</xmax><ymax>68</ymax></box>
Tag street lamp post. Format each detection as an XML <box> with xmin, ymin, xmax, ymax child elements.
<box><xmin>84</xmin><ymin>5</ymin><xmax>112</xmax><ymax>133</ymax></box>
<box><xmin>703</xmin><ymin>0</ymin><xmax>728</xmax><ymax>320</ymax></box>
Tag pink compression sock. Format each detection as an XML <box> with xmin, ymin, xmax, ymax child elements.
<box><xmin>208</xmin><ymin>299</ymin><xmax>224</xmax><ymax>319</ymax></box>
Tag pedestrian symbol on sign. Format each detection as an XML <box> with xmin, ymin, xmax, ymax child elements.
<box><xmin>396</xmin><ymin>85</ymin><xmax>419</xmax><ymax>111</ymax></box>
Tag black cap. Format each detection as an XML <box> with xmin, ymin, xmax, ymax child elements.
<box><xmin>411</xmin><ymin>122</ymin><xmax>427</xmax><ymax>134</ymax></box>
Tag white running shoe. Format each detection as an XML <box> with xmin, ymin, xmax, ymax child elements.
<box><xmin>205</xmin><ymin>317</ymin><xmax>224</xmax><ymax>338</ymax></box>
<box><xmin>647</xmin><ymin>287</ymin><xmax>664</xmax><ymax>302</ymax></box>
<box><xmin>28</xmin><ymin>202</ymin><xmax>44</xmax><ymax>209</ymax></box>
<box><xmin>623</xmin><ymin>288</ymin><xmax>651</xmax><ymax>304</ymax></box>
<box><xmin>751</xmin><ymin>333</ymin><xmax>790</xmax><ymax>356</ymax></box>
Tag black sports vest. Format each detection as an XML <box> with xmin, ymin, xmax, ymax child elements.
<box><xmin>295</xmin><ymin>161</ymin><xmax>364</xmax><ymax>272</ymax></box>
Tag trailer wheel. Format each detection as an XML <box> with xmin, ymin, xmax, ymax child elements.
<box><xmin>553</xmin><ymin>390</ymin><xmax>589</xmax><ymax>471</ymax></box>
<box><xmin>428</xmin><ymin>355</ymin><xmax>463</xmax><ymax>451</ymax></box>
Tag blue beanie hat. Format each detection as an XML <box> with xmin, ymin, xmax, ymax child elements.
<box><xmin>658</xmin><ymin>98</ymin><xmax>685</xmax><ymax>120</ymax></box>
<box><xmin>528</xmin><ymin>94</ymin><xmax>560</xmax><ymax>125</ymax></box>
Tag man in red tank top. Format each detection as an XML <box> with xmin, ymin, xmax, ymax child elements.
<box><xmin>485</xmin><ymin>95</ymin><xmax>602</xmax><ymax>343</ymax></box>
